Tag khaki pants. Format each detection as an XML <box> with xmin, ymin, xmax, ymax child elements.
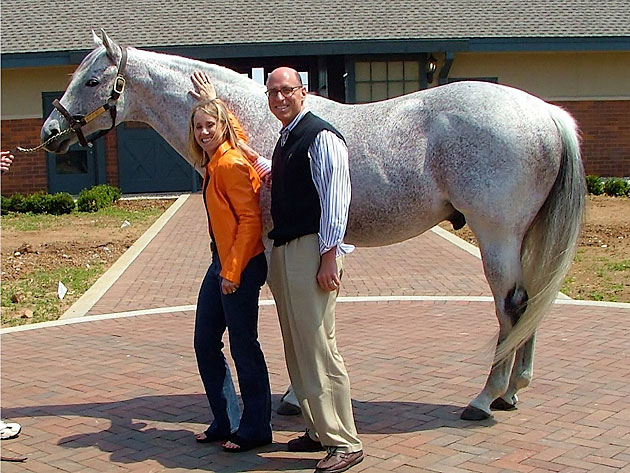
<box><xmin>270</xmin><ymin>234</ymin><xmax>362</xmax><ymax>453</ymax></box>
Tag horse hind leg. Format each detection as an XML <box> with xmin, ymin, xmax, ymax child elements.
<box><xmin>491</xmin><ymin>333</ymin><xmax>535</xmax><ymax>411</ymax></box>
<box><xmin>460</xmin><ymin>232</ymin><xmax>529</xmax><ymax>421</ymax></box>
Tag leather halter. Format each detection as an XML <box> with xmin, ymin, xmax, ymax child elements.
<box><xmin>52</xmin><ymin>47</ymin><xmax>128</xmax><ymax>148</ymax></box>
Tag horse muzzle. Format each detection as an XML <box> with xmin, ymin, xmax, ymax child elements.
<box><xmin>41</xmin><ymin>119</ymin><xmax>74</xmax><ymax>154</ymax></box>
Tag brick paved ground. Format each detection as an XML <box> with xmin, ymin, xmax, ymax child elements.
<box><xmin>2</xmin><ymin>194</ymin><xmax>630</xmax><ymax>472</ymax></box>
<box><xmin>88</xmin><ymin>195</ymin><xmax>489</xmax><ymax>315</ymax></box>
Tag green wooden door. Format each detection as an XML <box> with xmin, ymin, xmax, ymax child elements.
<box><xmin>117</xmin><ymin>122</ymin><xmax>199</xmax><ymax>193</ymax></box>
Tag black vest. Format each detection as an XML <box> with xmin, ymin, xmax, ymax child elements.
<box><xmin>269</xmin><ymin>112</ymin><xmax>345</xmax><ymax>246</ymax></box>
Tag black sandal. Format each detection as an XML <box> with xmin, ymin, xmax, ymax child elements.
<box><xmin>221</xmin><ymin>434</ymin><xmax>272</xmax><ymax>453</ymax></box>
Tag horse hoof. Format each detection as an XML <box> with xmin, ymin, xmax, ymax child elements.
<box><xmin>490</xmin><ymin>397</ymin><xmax>517</xmax><ymax>411</ymax></box>
<box><xmin>460</xmin><ymin>405</ymin><xmax>492</xmax><ymax>421</ymax></box>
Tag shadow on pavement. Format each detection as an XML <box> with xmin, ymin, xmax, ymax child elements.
<box><xmin>2</xmin><ymin>394</ymin><xmax>495</xmax><ymax>471</ymax></box>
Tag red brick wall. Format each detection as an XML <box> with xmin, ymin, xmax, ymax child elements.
<box><xmin>553</xmin><ymin>100</ymin><xmax>630</xmax><ymax>177</ymax></box>
<box><xmin>0</xmin><ymin>118</ymin><xmax>48</xmax><ymax>195</ymax></box>
<box><xmin>1</xmin><ymin>118</ymin><xmax>120</xmax><ymax>196</ymax></box>
<box><xmin>105</xmin><ymin>131</ymin><xmax>119</xmax><ymax>188</ymax></box>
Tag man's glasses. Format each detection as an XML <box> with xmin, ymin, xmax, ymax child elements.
<box><xmin>265</xmin><ymin>86</ymin><xmax>302</xmax><ymax>98</ymax></box>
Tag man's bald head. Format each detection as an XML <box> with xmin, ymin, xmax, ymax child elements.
<box><xmin>265</xmin><ymin>67</ymin><xmax>307</xmax><ymax>127</ymax></box>
<box><xmin>266</xmin><ymin>67</ymin><xmax>303</xmax><ymax>87</ymax></box>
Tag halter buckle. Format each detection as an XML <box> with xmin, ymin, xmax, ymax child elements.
<box><xmin>113</xmin><ymin>75</ymin><xmax>126</xmax><ymax>95</ymax></box>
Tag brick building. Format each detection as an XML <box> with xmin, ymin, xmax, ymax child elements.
<box><xmin>1</xmin><ymin>0</ymin><xmax>629</xmax><ymax>195</ymax></box>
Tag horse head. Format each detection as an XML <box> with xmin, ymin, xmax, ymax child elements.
<box><xmin>42</xmin><ymin>30</ymin><xmax>127</xmax><ymax>153</ymax></box>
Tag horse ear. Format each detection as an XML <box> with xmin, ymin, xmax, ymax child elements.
<box><xmin>100</xmin><ymin>29</ymin><xmax>120</xmax><ymax>61</ymax></box>
<box><xmin>92</xmin><ymin>30</ymin><xmax>103</xmax><ymax>47</ymax></box>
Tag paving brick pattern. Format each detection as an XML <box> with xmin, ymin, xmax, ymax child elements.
<box><xmin>88</xmin><ymin>195</ymin><xmax>489</xmax><ymax>315</ymax></box>
<box><xmin>2</xmin><ymin>193</ymin><xmax>630</xmax><ymax>472</ymax></box>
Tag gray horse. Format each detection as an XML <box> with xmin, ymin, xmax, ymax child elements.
<box><xmin>42</xmin><ymin>31</ymin><xmax>584</xmax><ymax>421</ymax></box>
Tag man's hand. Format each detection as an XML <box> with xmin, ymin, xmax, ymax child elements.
<box><xmin>238</xmin><ymin>141</ymin><xmax>261</xmax><ymax>164</ymax></box>
<box><xmin>1</xmin><ymin>150</ymin><xmax>14</xmax><ymax>173</ymax></box>
<box><xmin>190</xmin><ymin>71</ymin><xmax>217</xmax><ymax>101</ymax></box>
<box><xmin>317</xmin><ymin>248</ymin><xmax>341</xmax><ymax>292</ymax></box>
<box><xmin>221</xmin><ymin>278</ymin><xmax>239</xmax><ymax>295</ymax></box>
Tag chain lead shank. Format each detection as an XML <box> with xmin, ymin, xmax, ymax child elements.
<box><xmin>15</xmin><ymin>128</ymin><xmax>75</xmax><ymax>154</ymax></box>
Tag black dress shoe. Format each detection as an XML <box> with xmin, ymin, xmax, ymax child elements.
<box><xmin>277</xmin><ymin>401</ymin><xmax>302</xmax><ymax>416</ymax></box>
<box><xmin>287</xmin><ymin>431</ymin><xmax>325</xmax><ymax>452</ymax></box>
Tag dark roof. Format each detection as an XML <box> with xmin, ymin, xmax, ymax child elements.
<box><xmin>2</xmin><ymin>0</ymin><xmax>629</xmax><ymax>55</ymax></box>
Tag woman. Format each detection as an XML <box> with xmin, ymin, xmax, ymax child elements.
<box><xmin>188</xmin><ymin>99</ymin><xmax>271</xmax><ymax>452</ymax></box>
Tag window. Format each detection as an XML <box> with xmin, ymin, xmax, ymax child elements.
<box><xmin>354</xmin><ymin>60</ymin><xmax>420</xmax><ymax>103</ymax></box>
<box><xmin>55</xmin><ymin>150</ymin><xmax>88</xmax><ymax>174</ymax></box>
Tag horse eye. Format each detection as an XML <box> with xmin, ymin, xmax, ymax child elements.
<box><xmin>85</xmin><ymin>78</ymin><xmax>100</xmax><ymax>87</ymax></box>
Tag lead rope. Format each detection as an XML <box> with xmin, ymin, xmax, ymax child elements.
<box><xmin>15</xmin><ymin>128</ymin><xmax>75</xmax><ymax>154</ymax></box>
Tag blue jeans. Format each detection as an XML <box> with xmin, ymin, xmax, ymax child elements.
<box><xmin>194</xmin><ymin>250</ymin><xmax>271</xmax><ymax>442</ymax></box>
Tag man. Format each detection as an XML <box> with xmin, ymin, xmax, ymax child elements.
<box><xmin>264</xmin><ymin>67</ymin><xmax>363</xmax><ymax>473</ymax></box>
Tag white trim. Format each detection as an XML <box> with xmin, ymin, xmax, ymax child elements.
<box><xmin>5</xmin><ymin>295</ymin><xmax>626</xmax><ymax>334</ymax></box>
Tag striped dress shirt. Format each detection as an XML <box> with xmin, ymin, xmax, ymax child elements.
<box><xmin>252</xmin><ymin>109</ymin><xmax>354</xmax><ymax>256</ymax></box>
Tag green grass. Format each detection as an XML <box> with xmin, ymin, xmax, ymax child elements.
<box><xmin>563</xmin><ymin>253</ymin><xmax>629</xmax><ymax>303</ymax></box>
<box><xmin>94</xmin><ymin>204</ymin><xmax>167</xmax><ymax>221</ymax></box>
<box><xmin>1</xmin><ymin>212</ymin><xmax>63</xmax><ymax>231</ymax></box>
<box><xmin>1</xmin><ymin>263</ymin><xmax>106</xmax><ymax>327</ymax></box>
<box><xmin>588</xmin><ymin>291</ymin><xmax>607</xmax><ymax>302</ymax></box>
<box><xmin>607</xmin><ymin>260</ymin><xmax>630</xmax><ymax>272</ymax></box>
<box><xmin>1</xmin><ymin>199</ymin><xmax>174</xmax><ymax>327</ymax></box>
<box><xmin>1</xmin><ymin>203</ymin><xmax>167</xmax><ymax>232</ymax></box>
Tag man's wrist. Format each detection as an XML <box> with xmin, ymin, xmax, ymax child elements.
<box><xmin>321</xmin><ymin>246</ymin><xmax>337</xmax><ymax>259</ymax></box>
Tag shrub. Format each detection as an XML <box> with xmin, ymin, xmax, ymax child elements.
<box><xmin>603</xmin><ymin>178</ymin><xmax>630</xmax><ymax>197</ymax></box>
<box><xmin>1</xmin><ymin>192</ymin><xmax>76</xmax><ymax>215</ymax></box>
<box><xmin>77</xmin><ymin>185</ymin><xmax>121</xmax><ymax>212</ymax></box>
<box><xmin>77</xmin><ymin>188</ymin><xmax>107</xmax><ymax>212</ymax></box>
<box><xmin>48</xmin><ymin>192</ymin><xmax>76</xmax><ymax>215</ymax></box>
<box><xmin>585</xmin><ymin>175</ymin><xmax>604</xmax><ymax>195</ymax></box>
<box><xmin>1</xmin><ymin>195</ymin><xmax>11</xmax><ymax>215</ymax></box>
<box><xmin>23</xmin><ymin>192</ymin><xmax>52</xmax><ymax>214</ymax></box>
<box><xmin>93</xmin><ymin>184</ymin><xmax>121</xmax><ymax>203</ymax></box>
<box><xmin>8</xmin><ymin>194</ymin><xmax>29</xmax><ymax>213</ymax></box>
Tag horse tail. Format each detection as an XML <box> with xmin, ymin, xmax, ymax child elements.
<box><xmin>493</xmin><ymin>104</ymin><xmax>585</xmax><ymax>366</ymax></box>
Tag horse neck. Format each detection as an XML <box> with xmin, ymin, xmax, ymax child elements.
<box><xmin>121</xmin><ymin>49</ymin><xmax>274</xmax><ymax>162</ymax></box>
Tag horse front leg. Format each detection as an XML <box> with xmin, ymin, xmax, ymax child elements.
<box><xmin>460</xmin><ymin>231</ymin><xmax>528</xmax><ymax>421</ymax></box>
<box><xmin>491</xmin><ymin>333</ymin><xmax>535</xmax><ymax>411</ymax></box>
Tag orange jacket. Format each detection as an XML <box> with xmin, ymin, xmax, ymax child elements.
<box><xmin>204</xmin><ymin>137</ymin><xmax>264</xmax><ymax>284</ymax></box>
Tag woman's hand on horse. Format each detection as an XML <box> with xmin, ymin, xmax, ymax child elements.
<box><xmin>317</xmin><ymin>248</ymin><xmax>341</xmax><ymax>292</ymax></box>
<box><xmin>221</xmin><ymin>278</ymin><xmax>239</xmax><ymax>295</ymax></box>
<box><xmin>190</xmin><ymin>71</ymin><xmax>217</xmax><ymax>101</ymax></box>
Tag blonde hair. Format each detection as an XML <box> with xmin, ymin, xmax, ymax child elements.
<box><xmin>188</xmin><ymin>99</ymin><xmax>241</xmax><ymax>168</ymax></box>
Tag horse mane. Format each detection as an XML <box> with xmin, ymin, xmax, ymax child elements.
<box><xmin>137</xmin><ymin>48</ymin><xmax>262</xmax><ymax>92</ymax></box>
